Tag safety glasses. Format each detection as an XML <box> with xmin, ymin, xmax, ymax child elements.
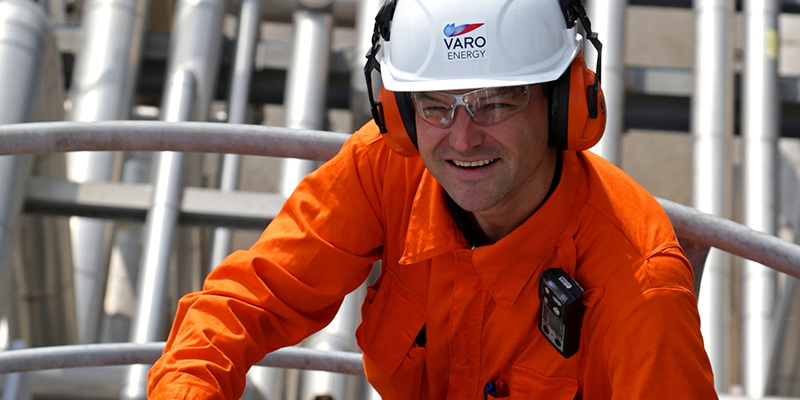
<box><xmin>411</xmin><ymin>85</ymin><xmax>530</xmax><ymax>128</ymax></box>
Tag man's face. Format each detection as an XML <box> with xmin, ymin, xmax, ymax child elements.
<box><xmin>416</xmin><ymin>84</ymin><xmax>556</xmax><ymax>214</ymax></box>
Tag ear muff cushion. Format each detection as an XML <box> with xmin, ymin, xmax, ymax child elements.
<box><xmin>549</xmin><ymin>55</ymin><xmax>607</xmax><ymax>151</ymax></box>
<box><xmin>566</xmin><ymin>55</ymin><xmax>606</xmax><ymax>151</ymax></box>
<box><xmin>378</xmin><ymin>87</ymin><xmax>419</xmax><ymax>157</ymax></box>
<box><xmin>549</xmin><ymin>67</ymin><xmax>571</xmax><ymax>149</ymax></box>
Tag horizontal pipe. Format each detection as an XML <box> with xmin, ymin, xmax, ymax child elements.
<box><xmin>0</xmin><ymin>121</ymin><xmax>798</xmax><ymax>279</ymax></box>
<box><xmin>658</xmin><ymin>198</ymin><xmax>800</xmax><ymax>279</ymax></box>
<box><xmin>0</xmin><ymin>121</ymin><xmax>349</xmax><ymax>161</ymax></box>
<box><xmin>0</xmin><ymin>343</ymin><xmax>365</xmax><ymax>376</ymax></box>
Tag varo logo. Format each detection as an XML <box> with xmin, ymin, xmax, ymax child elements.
<box><xmin>442</xmin><ymin>22</ymin><xmax>486</xmax><ymax>61</ymax></box>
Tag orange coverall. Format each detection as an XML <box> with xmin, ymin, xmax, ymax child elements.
<box><xmin>148</xmin><ymin>121</ymin><xmax>718</xmax><ymax>399</ymax></box>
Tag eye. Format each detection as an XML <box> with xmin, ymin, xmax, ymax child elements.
<box><xmin>476</xmin><ymin>102</ymin><xmax>512</xmax><ymax>113</ymax></box>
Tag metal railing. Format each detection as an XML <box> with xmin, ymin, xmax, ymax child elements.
<box><xmin>0</xmin><ymin>120</ymin><xmax>798</xmax><ymax>395</ymax></box>
<box><xmin>0</xmin><ymin>342</ymin><xmax>364</xmax><ymax>376</ymax></box>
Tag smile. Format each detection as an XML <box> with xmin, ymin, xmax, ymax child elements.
<box><xmin>451</xmin><ymin>159</ymin><xmax>497</xmax><ymax>168</ymax></box>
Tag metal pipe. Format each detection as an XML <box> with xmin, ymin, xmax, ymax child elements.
<box><xmin>119</xmin><ymin>71</ymin><xmax>196</xmax><ymax>400</ymax></box>
<box><xmin>298</xmin><ymin>288</ymin><xmax>362</xmax><ymax>400</ymax></box>
<box><xmin>1</xmin><ymin>340</ymin><xmax>30</xmax><ymax>400</ymax></box>
<box><xmin>766</xmin><ymin>276</ymin><xmax>799</xmax><ymax>395</ymax></box>
<box><xmin>278</xmin><ymin>4</ymin><xmax>333</xmax><ymax>198</ymax></box>
<box><xmin>0</xmin><ymin>123</ymin><xmax>798</xmax><ymax>274</ymax></box>
<box><xmin>656</xmin><ymin>199</ymin><xmax>800</xmax><ymax>280</ymax></box>
<box><xmin>691</xmin><ymin>0</ymin><xmax>732</xmax><ymax>391</ymax></box>
<box><xmin>586</xmin><ymin>0</ymin><xmax>625</xmax><ymax>165</ymax></box>
<box><xmin>209</xmin><ymin>0</ymin><xmax>261</xmax><ymax>272</ymax></box>
<box><xmin>0</xmin><ymin>121</ymin><xmax>349</xmax><ymax>161</ymax></box>
<box><xmin>0</xmin><ymin>0</ymin><xmax>65</xmax><ymax>348</ymax></box>
<box><xmin>742</xmin><ymin>0</ymin><xmax>781</xmax><ymax>396</ymax></box>
<box><xmin>210</xmin><ymin>2</ymin><xmax>282</xmax><ymax>397</ymax></box>
<box><xmin>255</xmin><ymin>0</ymin><xmax>356</xmax><ymax>25</ymax></box>
<box><xmin>0</xmin><ymin>343</ymin><xmax>365</xmax><ymax>376</ymax></box>
<box><xmin>350</xmin><ymin>0</ymin><xmax>383</xmax><ymax>127</ymax></box>
<box><xmin>65</xmin><ymin>0</ymin><xmax>151</xmax><ymax>345</ymax></box>
<box><xmin>121</xmin><ymin>0</ymin><xmax>225</xmax><ymax>396</ymax></box>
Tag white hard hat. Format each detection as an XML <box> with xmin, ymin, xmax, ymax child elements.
<box><xmin>378</xmin><ymin>0</ymin><xmax>582</xmax><ymax>92</ymax></box>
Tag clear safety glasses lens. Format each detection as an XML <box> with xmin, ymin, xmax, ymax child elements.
<box><xmin>411</xmin><ymin>85</ymin><xmax>530</xmax><ymax>128</ymax></box>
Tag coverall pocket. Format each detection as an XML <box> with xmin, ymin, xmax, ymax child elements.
<box><xmin>509</xmin><ymin>365</ymin><xmax>578</xmax><ymax>399</ymax></box>
<box><xmin>364</xmin><ymin>344</ymin><xmax>426</xmax><ymax>400</ymax></box>
<box><xmin>356</xmin><ymin>269</ymin><xmax>427</xmax><ymax>399</ymax></box>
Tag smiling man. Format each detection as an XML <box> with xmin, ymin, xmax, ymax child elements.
<box><xmin>148</xmin><ymin>0</ymin><xmax>718</xmax><ymax>399</ymax></box>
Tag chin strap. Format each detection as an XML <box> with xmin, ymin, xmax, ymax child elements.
<box><xmin>560</xmin><ymin>0</ymin><xmax>603</xmax><ymax>119</ymax></box>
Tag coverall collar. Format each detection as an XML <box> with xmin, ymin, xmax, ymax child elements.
<box><xmin>401</xmin><ymin>150</ymin><xmax>581</xmax><ymax>311</ymax></box>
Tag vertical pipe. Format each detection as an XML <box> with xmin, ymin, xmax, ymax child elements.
<box><xmin>208</xmin><ymin>0</ymin><xmax>261</xmax><ymax>271</ymax></box>
<box><xmin>0</xmin><ymin>0</ymin><xmax>65</xmax><ymax>347</ymax></box>
<box><xmin>207</xmin><ymin>1</ymin><xmax>286</xmax><ymax>398</ymax></box>
<box><xmin>298</xmin><ymin>288</ymin><xmax>363</xmax><ymax>400</ymax></box>
<box><xmin>65</xmin><ymin>0</ymin><xmax>151</xmax><ymax>345</ymax></box>
<box><xmin>0</xmin><ymin>0</ymin><xmax>46</xmax><ymax>313</ymax></box>
<box><xmin>119</xmin><ymin>71</ymin><xmax>196</xmax><ymax>400</ymax></box>
<box><xmin>351</xmin><ymin>4</ymin><xmax>383</xmax><ymax>397</ymax></box>
<box><xmin>691</xmin><ymin>0</ymin><xmax>732</xmax><ymax>392</ymax></box>
<box><xmin>277</xmin><ymin>4</ymin><xmax>333</xmax><ymax>198</ymax></box>
<box><xmin>350</xmin><ymin>0</ymin><xmax>383</xmax><ymax>128</ymax></box>
<box><xmin>767</xmin><ymin>276</ymin><xmax>799</xmax><ymax>394</ymax></box>
<box><xmin>1</xmin><ymin>339</ymin><xmax>31</xmax><ymax>400</ymax></box>
<box><xmin>585</xmin><ymin>0</ymin><xmax>625</xmax><ymax>165</ymax></box>
<box><xmin>742</xmin><ymin>0</ymin><xmax>780</xmax><ymax>396</ymax></box>
<box><xmin>121</xmin><ymin>1</ymin><xmax>224</xmax><ymax>398</ymax></box>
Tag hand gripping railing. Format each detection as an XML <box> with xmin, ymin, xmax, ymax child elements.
<box><xmin>0</xmin><ymin>120</ymin><xmax>798</xmax><ymax>376</ymax></box>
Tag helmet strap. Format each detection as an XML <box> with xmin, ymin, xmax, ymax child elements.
<box><xmin>560</xmin><ymin>0</ymin><xmax>603</xmax><ymax>119</ymax></box>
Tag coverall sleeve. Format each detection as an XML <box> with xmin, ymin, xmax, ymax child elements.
<box><xmin>602</xmin><ymin>252</ymin><xmax>718</xmax><ymax>399</ymax></box>
<box><xmin>147</xmin><ymin>130</ymin><xmax>387</xmax><ymax>400</ymax></box>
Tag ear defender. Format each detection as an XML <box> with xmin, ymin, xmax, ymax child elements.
<box><xmin>549</xmin><ymin>53</ymin><xmax>607</xmax><ymax>151</ymax></box>
<box><xmin>377</xmin><ymin>87</ymin><xmax>420</xmax><ymax>157</ymax></box>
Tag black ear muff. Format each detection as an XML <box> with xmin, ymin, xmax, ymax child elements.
<box><xmin>549</xmin><ymin>64</ymin><xmax>572</xmax><ymax>149</ymax></box>
<box><xmin>548</xmin><ymin>53</ymin><xmax>606</xmax><ymax>151</ymax></box>
<box><xmin>377</xmin><ymin>87</ymin><xmax>420</xmax><ymax>157</ymax></box>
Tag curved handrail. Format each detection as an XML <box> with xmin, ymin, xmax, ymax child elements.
<box><xmin>0</xmin><ymin>121</ymin><xmax>350</xmax><ymax>161</ymax></box>
<box><xmin>0</xmin><ymin>120</ymin><xmax>797</xmax><ymax>277</ymax></box>
<box><xmin>658</xmin><ymin>198</ymin><xmax>800</xmax><ymax>279</ymax></box>
<box><xmin>0</xmin><ymin>342</ymin><xmax>365</xmax><ymax>376</ymax></box>
<box><xmin>0</xmin><ymin>121</ymin><xmax>798</xmax><ymax>378</ymax></box>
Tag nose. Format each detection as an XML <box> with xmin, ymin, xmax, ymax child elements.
<box><xmin>448</xmin><ymin>106</ymin><xmax>484</xmax><ymax>153</ymax></box>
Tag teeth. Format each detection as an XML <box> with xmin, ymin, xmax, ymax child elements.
<box><xmin>452</xmin><ymin>159</ymin><xmax>496</xmax><ymax>168</ymax></box>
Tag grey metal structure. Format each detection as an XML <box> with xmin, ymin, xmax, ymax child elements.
<box><xmin>1</xmin><ymin>339</ymin><xmax>30</xmax><ymax>400</ymax></box>
<box><xmin>691</xmin><ymin>0</ymin><xmax>732</xmax><ymax>391</ymax></box>
<box><xmin>2</xmin><ymin>118</ymin><xmax>800</xmax><ymax>396</ymax></box>
<box><xmin>350</xmin><ymin>0</ymin><xmax>384</xmax><ymax>127</ymax></box>
<box><xmin>64</xmin><ymin>0</ymin><xmax>151</xmax><ymax>345</ymax></box>
<box><xmin>209</xmin><ymin>0</ymin><xmax>261</xmax><ymax>271</ymax></box>
<box><xmin>742</xmin><ymin>0</ymin><xmax>781</xmax><ymax>396</ymax></box>
<box><xmin>120</xmin><ymin>71</ymin><xmax>197</xmax><ymax>400</ymax></box>
<box><xmin>119</xmin><ymin>0</ymin><xmax>225</xmax><ymax>397</ymax></box>
<box><xmin>586</xmin><ymin>0</ymin><xmax>625</xmax><ymax>165</ymax></box>
<box><xmin>3</xmin><ymin>0</ymin><xmax>800</xmax><ymax>398</ymax></box>
<box><xmin>277</xmin><ymin>3</ymin><xmax>334</xmax><ymax>199</ymax></box>
<box><xmin>0</xmin><ymin>0</ymin><xmax>66</xmax><ymax>350</ymax></box>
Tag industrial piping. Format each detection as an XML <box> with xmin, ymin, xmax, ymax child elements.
<box><xmin>691</xmin><ymin>0</ymin><xmax>732</xmax><ymax>391</ymax></box>
<box><xmin>742</xmin><ymin>0</ymin><xmax>781</xmax><ymax>396</ymax></box>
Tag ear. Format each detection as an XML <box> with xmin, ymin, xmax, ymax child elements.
<box><xmin>378</xmin><ymin>87</ymin><xmax>420</xmax><ymax>157</ymax></box>
<box><xmin>549</xmin><ymin>54</ymin><xmax>606</xmax><ymax>151</ymax></box>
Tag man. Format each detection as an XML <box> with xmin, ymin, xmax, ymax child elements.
<box><xmin>148</xmin><ymin>0</ymin><xmax>718</xmax><ymax>398</ymax></box>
